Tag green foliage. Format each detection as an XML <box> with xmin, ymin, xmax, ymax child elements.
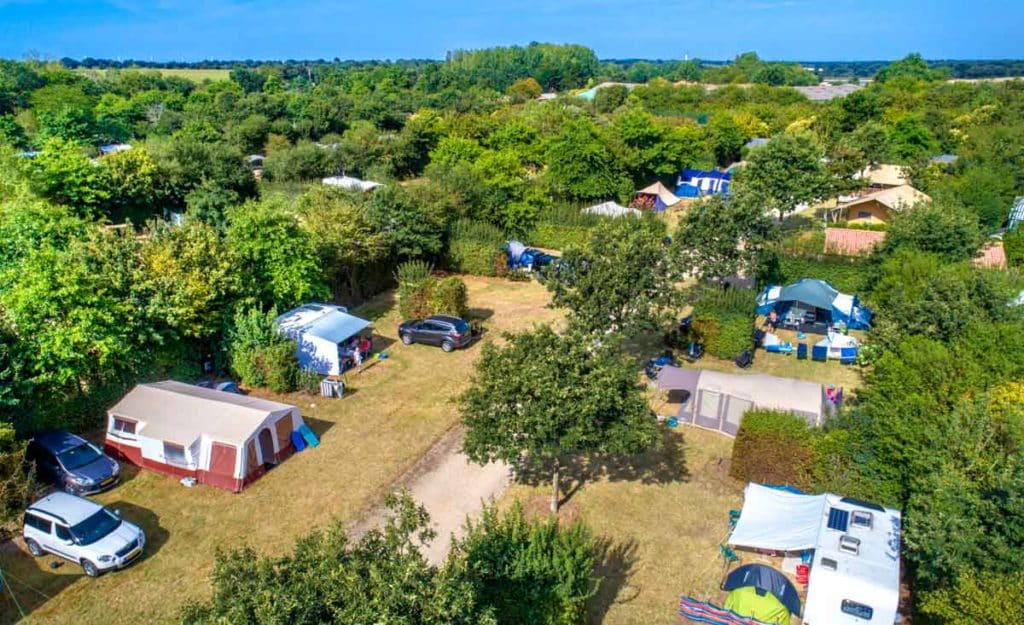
<box><xmin>453</xmin><ymin>502</ymin><xmax>597</xmax><ymax>625</ymax></box>
<box><xmin>428</xmin><ymin>277</ymin><xmax>469</xmax><ymax>318</ymax></box>
<box><xmin>730</xmin><ymin>410</ymin><xmax>815</xmax><ymax>489</ymax></box>
<box><xmin>529</xmin><ymin>222</ymin><xmax>590</xmax><ymax>251</ymax></box>
<box><xmin>688</xmin><ymin>287</ymin><xmax>755</xmax><ymax>358</ymax></box>
<box><xmin>1003</xmin><ymin>228</ymin><xmax>1024</xmax><ymax>267</ymax></box>
<box><xmin>448</xmin><ymin>240</ymin><xmax>503</xmax><ymax>276</ymax></box>
<box><xmin>0</xmin><ymin>423</ymin><xmax>36</xmax><ymax>532</ymax></box>
<box><xmin>544</xmin><ymin>117</ymin><xmax>631</xmax><ymax>202</ymax></box>
<box><xmin>733</xmin><ymin>131</ymin><xmax>831</xmax><ymax>220</ymax></box>
<box><xmin>674</xmin><ymin>195</ymin><xmax>774</xmax><ymax>282</ymax></box>
<box><xmin>919</xmin><ymin>571</ymin><xmax>1024</xmax><ymax>625</ymax></box>
<box><xmin>226</xmin><ymin>306</ymin><xmax>299</xmax><ymax>393</ymax></box>
<box><xmin>882</xmin><ymin>198</ymin><xmax>984</xmax><ymax>262</ymax></box>
<box><xmin>875</xmin><ymin>53</ymin><xmax>941</xmax><ymax>83</ymax></box>
<box><xmin>23</xmin><ymin>138</ymin><xmax>110</xmax><ymax>213</ymax></box>
<box><xmin>225</xmin><ymin>199</ymin><xmax>327</xmax><ymax>309</ymax></box>
<box><xmin>365</xmin><ymin>185</ymin><xmax>446</xmax><ymax>260</ymax></box>
<box><xmin>397</xmin><ymin>263</ymin><xmax>468</xmax><ymax>319</ymax></box>
<box><xmin>460</xmin><ymin>325</ymin><xmax>659</xmax><ymax>510</ymax></box>
<box><xmin>763</xmin><ymin>253</ymin><xmax>868</xmax><ymax>294</ymax></box>
<box><xmin>546</xmin><ymin>217</ymin><xmax>676</xmax><ymax>337</ymax></box>
<box><xmin>396</xmin><ymin>259</ymin><xmax>434</xmax><ymax>285</ymax></box>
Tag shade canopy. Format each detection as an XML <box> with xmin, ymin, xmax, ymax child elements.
<box><xmin>728</xmin><ymin>483</ymin><xmax>827</xmax><ymax>551</ymax></box>
<box><xmin>723</xmin><ymin>564</ymin><xmax>802</xmax><ymax>617</ymax></box>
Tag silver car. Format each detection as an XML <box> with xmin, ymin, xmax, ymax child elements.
<box><xmin>23</xmin><ymin>492</ymin><xmax>145</xmax><ymax>577</ymax></box>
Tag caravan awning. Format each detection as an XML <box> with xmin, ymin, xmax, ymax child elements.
<box><xmin>728</xmin><ymin>484</ymin><xmax>827</xmax><ymax>551</ymax></box>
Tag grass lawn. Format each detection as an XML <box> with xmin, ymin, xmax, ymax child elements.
<box><xmin>0</xmin><ymin>276</ymin><xmax>560</xmax><ymax>624</ymax></box>
<box><xmin>75</xmin><ymin>68</ymin><xmax>231</xmax><ymax>82</ymax></box>
<box><xmin>503</xmin><ymin>426</ymin><xmax>743</xmax><ymax>625</ymax></box>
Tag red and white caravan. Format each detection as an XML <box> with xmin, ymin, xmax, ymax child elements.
<box><xmin>105</xmin><ymin>381</ymin><xmax>305</xmax><ymax>492</ymax></box>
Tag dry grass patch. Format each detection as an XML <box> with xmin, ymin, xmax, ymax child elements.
<box><xmin>0</xmin><ymin>276</ymin><xmax>558</xmax><ymax>624</ymax></box>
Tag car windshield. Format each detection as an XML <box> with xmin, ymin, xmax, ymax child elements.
<box><xmin>71</xmin><ymin>509</ymin><xmax>121</xmax><ymax>545</ymax></box>
<box><xmin>57</xmin><ymin>443</ymin><xmax>102</xmax><ymax>470</ymax></box>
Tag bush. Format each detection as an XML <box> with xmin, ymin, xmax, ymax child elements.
<box><xmin>529</xmin><ymin>222</ymin><xmax>590</xmax><ymax>251</ymax></box>
<box><xmin>428</xmin><ymin>277</ymin><xmax>469</xmax><ymax>318</ymax></box>
<box><xmin>448</xmin><ymin>240</ymin><xmax>502</xmax><ymax>276</ymax></box>
<box><xmin>0</xmin><ymin>424</ymin><xmax>36</xmax><ymax>536</ymax></box>
<box><xmin>1004</xmin><ymin>229</ymin><xmax>1024</xmax><ymax>268</ymax></box>
<box><xmin>296</xmin><ymin>368</ymin><xmax>322</xmax><ymax>395</ymax></box>
<box><xmin>260</xmin><ymin>342</ymin><xmax>299</xmax><ymax>394</ymax></box>
<box><xmin>397</xmin><ymin>260</ymin><xmax>436</xmax><ymax>319</ymax></box>
<box><xmin>226</xmin><ymin>307</ymin><xmax>300</xmax><ymax>392</ymax></box>
<box><xmin>692</xmin><ymin>313</ymin><xmax>752</xmax><ymax>359</ymax></box>
<box><xmin>730</xmin><ymin>409</ymin><xmax>815</xmax><ymax>488</ymax></box>
<box><xmin>765</xmin><ymin>254</ymin><xmax>868</xmax><ymax>293</ymax></box>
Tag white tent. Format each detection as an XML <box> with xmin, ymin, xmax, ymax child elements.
<box><xmin>730</xmin><ymin>484</ymin><xmax>902</xmax><ymax>625</ymax></box>
<box><xmin>275</xmin><ymin>303</ymin><xmax>372</xmax><ymax>375</ymax></box>
<box><xmin>581</xmin><ymin>201</ymin><xmax>640</xmax><ymax>218</ymax></box>
<box><xmin>322</xmin><ymin>175</ymin><xmax>383</xmax><ymax>192</ymax></box>
<box><xmin>105</xmin><ymin>381</ymin><xmax>305</xmax><ymax>492</ymax></box>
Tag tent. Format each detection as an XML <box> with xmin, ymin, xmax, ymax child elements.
<box><xmin>676</xmin><ymin>169</ymin><xmax>731</xmax><ymax>197</ymax></box>
<box><xmin>656</xmin><ymin>367</ymin><xmax>828</xmax><ymax>435</ymax></box>
<box><xmin>722</xmin><ymin>564</ymin><xmax>801</xmax><ymax>619</ymax></box>
<box><xmin>633</xmin><ymin>181</ymin><xmax>681</xmax><ymax>211</ymax></box>
<box><xmin>582</xmin><ymin>201</ymin><xmax>640</xmax><ymax>218</ymax></box>
<box><xmin>275</xmin><ymin>304</ymin><xmax>372</xmax><ymax>375</ymax></box>
<box><xmin>322</xmin><ymin>175</ymin><xmax>383</xmax><ymax>192</ymax></box>
<box><xmin>678</xmin><ymin>597</ymin><xmax>774</xmax><ymax>625</ymax></box>
<box><xmin>105</xmin><ymin>381</ymin><xmax>305</xmax><ymax>492</ymax></box>
<box><xmin>755</xmin><ymin>278</ymin><xmax>872</xmax><ymax>331</ymax></box>
<box><xmin>729</xmin><ymin>484</ymin><xmax>902</xmax><ymax>625</ymax></box>
<box><xmin>723</xmin><ymin>587</ymin><xmax>790</xmax><ymax>625</ymax></box>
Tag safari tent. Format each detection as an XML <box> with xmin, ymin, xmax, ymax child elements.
<box><xmin>581</xmin><ymin>200</ymin><xmax>640</xmax><ymax>218</ymax></box>
<box><xmin>105</xmin><ymin>381</ymin><xmax>305</xmax><ymax>492</ymax></box>
<box><xmin>729</xmin><ymin>483</ymin><xmax>902</xmax><ymax>625</ymax></box>
<box><xmin>632</xmin><ymin>181</ymin><xmax>680</xmax><ymax>211</ymax></box>
<box><xmin>656</xmin><ymin>367</ymin><xmax>829</xmax><ymax>435</ymax></box>
<box><xmin>755</xmin><ymin>278</ymin><xmax>872</xmax><ymax>331</ymax></box>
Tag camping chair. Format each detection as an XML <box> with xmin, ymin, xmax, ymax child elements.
<box><xmin>796</xmin><ymin>343</ymin><xmax>808</xmax><ymax>360</ymax></box>
<box><xmin>728</xmin><ymin>509</ymin><xmax>741</xmax><ymax>529</ymax></box>
<box><xmin>719</xmin><ymin>544</ymin><xmax>741</xmax><ymax>572</ymax></box>
<box><xmin>734</xmin><ymin>350</ymin><xmax>753</xmax><ymax>369</ymax></box>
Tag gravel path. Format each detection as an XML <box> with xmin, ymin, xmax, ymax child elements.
<box><xmin>348</xmin><ymin>425</ymin><xmax>511</xmax><ymax>565</ymax></box>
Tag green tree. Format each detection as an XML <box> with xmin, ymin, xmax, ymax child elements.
<box><xmin>882</xmin><ymin>199</ymin><xmax>984</xmax><ymax>262</ymax></box>
<box><xmin>705</xmin><ymin>114</ymin><xmax>747</xmax><ymax>166</ymax></box>
<box><xmin>225</xmin><ymin>200</ymin><xmax>327</xmax><ymax>309</ymax></box>
<box><xmin>225</xmin><ymin>306</ymin><xmax>299</xmax><ymax>392</ymax></box>
<box><xmin>452</xmin><ymin>502</ymin><xmax>596</xmax><ymax>625</ymax></box>
<box><xmin>919</xmin><ymin>571</ymin><xmax>1024</xmax><ymax>625</ymax></box>
<box><xmin>544</xmin><ymin>117</ymin><xmax>630</xmax><ymax>202</ymax></box>
<box><xmin>102</xmin><ymin>147</ymin><xmax>163</xmax><ymax>223</ymax></box>
<box><xmin>23</xmin><ymin>138</ymin><xmax>111</xmax><ymax>213</ymax></box>
<box><xmin>364</xmin><ymin>185</ymin><xmax>446</xmax><ymax>260</ymax></box>
<box><xmin>875</xmin><ymin>53</ymin><xmax>937</xmax><ymax>83</ymax></box>
<box><xmin>674</xmin><ymin>194</ymin><xmax>774</xmax><ymax>282</ymax></box>
<box><xmin>506</xmin><ymin>77</ymin><xmax>542</xmax><ymax>103</ymax></box>
<box><xmin>460</xmin><ymin>325</ymin><xmax>659</xmax><ymax>512</ymax></box>
<box><xmin>734</xmin><ymin>131</ymin><xmax>830</xmax><ymax>221</ymax></box>
<box><xmin>546</xmin><ymin>217</ymin><xmax>676</xmax><ymax>337</ymax></box>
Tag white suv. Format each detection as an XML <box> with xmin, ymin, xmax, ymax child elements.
<box><xmin>23</xmin><ymin>492</ymin><xmax>145</xmax><ymax>577</ymax></box>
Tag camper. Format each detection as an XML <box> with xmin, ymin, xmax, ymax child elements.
<box><xmin>729</xmin><ymin>483</ymin><xmax>902</xmax><ymax>625</ymax></box>
<box><xmin>105</xmin><ymin>381</ymin><xmax>305</xmax><ymax>492</ymax></box>
<box><xmin>275</xmin><ymin>304</ymin><xmax>373</xmax><ymax>375</ymax></box>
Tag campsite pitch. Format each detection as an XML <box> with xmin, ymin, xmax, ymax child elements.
<box><xmin>0</xmin><ymin>276</ymin><xmax>559</xmax><ymax>625</ymax></box>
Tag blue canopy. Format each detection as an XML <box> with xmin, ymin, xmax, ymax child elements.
<box><xmin>306</xmin><ymin>310</ymin><xmax>371</xmax><ymax>343</ymax></box>
<box><xmin>756</xmin><ymin>278</ymin><xmax>872</xmax><ymax>330</ymax></box>
<box><xmin>722</xmin><ymin>564</ymin><xmax>802</xmax><ymax>617</ymax></box>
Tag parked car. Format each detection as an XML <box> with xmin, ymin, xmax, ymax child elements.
<box><xmin>23</xmin><ymin>492</ymin><xmax>145</xmax><ymax>577</ymax></box>
<box><xmin>28</xmin><ymin>431</ymin><xmax>120</xmax><ymax>495</ymax></box>
<box><xmin>398</xmin><ymin>315</ymin><xmax>473</xmax><ymax>352</ymax></box>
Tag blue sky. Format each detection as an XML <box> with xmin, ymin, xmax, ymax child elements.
<box><xmin>0</xmin><ymin>0</ymin><xmax>1019</xmax><ymax>61</ymax></box>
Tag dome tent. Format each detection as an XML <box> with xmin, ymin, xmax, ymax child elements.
<box><xmin>722</xmin><ymin>564</ymin><xmax>801</xmax><ymax>625</ymax></box>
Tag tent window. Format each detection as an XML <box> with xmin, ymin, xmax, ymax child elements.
<box><xmin>699</xmin><ymin>391</ymin><xmax>721</xmax><ymax>420</ymax></box>
<box><xmin>839</xmin><ymin>535</ymin><xmax>861</xmax><ymax>555</ymax></box>
<box><xmin>111</xmin><ymin>417</ymin><xmax>136</xmax><ymax>436</ymax></box>
<box><xmin>163</xmin><ymin>442</ymin><xmax>187</xmax><ymax>466</ymax></box>
<box><xmin>851</xmin><ymin>510</ymin><xmax>873</xmax><ymax>530</ymax></box>
<box><xmin>841</xmin><ymin>600</ymin><xmax>873</xmax><ymax>620</ymax></box>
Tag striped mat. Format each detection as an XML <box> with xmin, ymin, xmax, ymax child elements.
<box><xmin>678</xmin><ymin>597</ymin><xmax>773</xmax><ymax>625</ymax></box>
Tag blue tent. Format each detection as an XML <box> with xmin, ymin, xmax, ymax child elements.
<box><xmin>722</xmin><ymin>564</ymin><xmax>802</xmax><ymax>618</ymax></box>
<box><xmin>676</xmin><ymin>169</ymin><xmax>732</xmax><ymax>197</ymax></box>
<box><xmin>756</xmin><ymin>279</ymin><xmax>872</xmax><ymax>330</ymax></box>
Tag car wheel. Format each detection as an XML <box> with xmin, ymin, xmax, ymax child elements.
<box><xmin>25</xmin><ymin>539</ymin><xmax>43</xmax><ymax>557</ymax></box>
<box><xmin>441</xmin><ymin>341</ymin><xmax>454</xmax><ymax>353</ymax></box>
<box><xmin>401</xmin><ymin>333</ymin><xmax>413</xmax><ymax>345</ymax></box>
<box><xmin>81</xmin><ymin>559</ymin><xmax>100</xmax><ymax>578</ymax></box>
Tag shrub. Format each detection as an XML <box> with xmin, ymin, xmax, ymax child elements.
<box><xmin>227</xmin><ymin>307</ymin><xmax>300</xmax><ymax>392</ymax></box>
<box><xmin>428</xmin><ymin>277</ymin><xmax>469</xmax><ymax>318</ymax></box>
<box><xmin>448</xmin><ymin>240</ymin><xmax>502</xmax><ymax>276</ymax></box>
<box><xmin>764</xmin><ymin>254</ymin><xmax>868</xmax><ymax>293</ymax></box>
<box><xmin>260</xmin><ymin>342</ymin><xmax>299</xmax><ymax>394</ymax></box>
<box><xmin>0</xmin><ymin>425</ymin><xmax>36</xmax><ymax>536</ymax></box>
<box><xmin>529</xmin><ymin>222</ymin><xmax>590</xmax><ymax>251</ymax></box>
<box><xmin>692</xmin><ymin>313</ymin><xmax>751</xmax><ymax>359</ymax></box>
<box><xmin>296</xmin><ymin>368</ymin><xmax>323</xmax><ymax>395</ymax></box>
<box><xmin>397</xmin><ymin>260</ymin><xmax>436</xmax><ymax>319</ymax></box>
<box><xmin>1004</xmin><ymin>229</ymin><xmax>1024</xmax><ymax>268</ymax></box>
<box><xmin>730</xmin><ymin>409</ymin><xmax>815</xmax><ymax>488</ymax></box>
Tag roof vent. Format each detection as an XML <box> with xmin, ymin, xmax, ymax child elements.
<box><xmin>851</xmin><ymin>510</ymin><xmax>873</xmax><ymax>530</ymax></box>
<box><xmin>821</xmin><ymin>557</ymin><xmax>838</xmax><ymax>570</ymax></box>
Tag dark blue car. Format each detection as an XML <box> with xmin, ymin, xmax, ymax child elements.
<box><xmin>28</xmin><ymin>431</ymin><xmax>120</xmax><ymax>495</ymax></box>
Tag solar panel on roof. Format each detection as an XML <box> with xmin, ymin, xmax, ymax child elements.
<box><xmin>827</xmin><ymin>507</ymin><xmax>850</xmax><ymax>532</ymax></box>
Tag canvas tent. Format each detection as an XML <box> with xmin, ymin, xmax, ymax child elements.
<box><xmin>756</xmin><ymin>278</ymin><xmax>872</xmax><ymax>331</ymax></box>
<box><xmin>105</xmin><ymin>381</ymin><xmax>305</xmax><ymax>492</ymax></box>
<box><xmin>276</xmin><ymin>304</ymin><xmax>372</xmax><ymax>375</ymax></box>
<box><xmin>656</xmin><ymin>367</ymin><xmax>828</xmax><ymax>435</ymax></box>
<box><xmin>722</xmin><ymin>564</ymin><xmax>800</xmax><ymax>625</ymax></box>
<box><xmin>582</xmin><ymin>201</ymin><xmax>640</xmax><ymax>218</ymax></box>
<box><xmin>676</xmin><ymin>169</ymin><xmax>731</xmax><ymax>198</ymax></box>
<box><xmin>322</xmin><ymin>175</ymin><xmax>383</xmax><ymax>192</ymax></box>
<box><xmin>633</xmin><ymin>181</ymin><xmax>680</xmax><ymax>211</ymax></box>
<box><xmin>729</xmin><ymin>483</ymin><xmax>902</xmax><ymax>625</ymax></box>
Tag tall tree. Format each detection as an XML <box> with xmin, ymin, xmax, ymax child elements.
<box><xmin>674</xmin><ymin>194</ymin><xmax>774</xmax><ymax>283</ymax></box>
<box><xmin>734</xmin><ymin>131</ymin><xmax>831</xmax><ymax>221</ymax></box>
<box><xmin>460</xmin><ymin>325</ymin><xmax>659</xmax><ymax>512</ymax></box>
<box><xmin>545</xmin><ymin>217</ymin><xmax>677</xmax><ymax>337</ymax></box>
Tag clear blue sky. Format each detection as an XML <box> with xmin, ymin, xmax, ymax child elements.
<box><xmin>0</xmin><ymin>0</ymin><xmax>1019</xmax><ymax>62</ymax></box>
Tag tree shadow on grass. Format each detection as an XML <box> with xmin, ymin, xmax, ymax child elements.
<box><xmin>588</xmin><ymin>537</ymin><xmax>640</xmax><ymax>624</ymax></box>
<box><xmin>514</xmin><ymin>428</ymin><xmax>690</xmax><ymax>508</ymax></box>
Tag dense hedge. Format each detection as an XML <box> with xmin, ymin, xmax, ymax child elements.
<box><xmin>692</xmin><ymin>313</ymin><xmax>751</xmax><ymax>359</ymax></box>
<box><xmin>1003</xmin><ymin>229</ymin><xmax>1024</xmax><ymax>267</ymax></box>
<box><xmin>529</xmin><ymin>222</ymin><xmax>591</xmax><ymax>251</ymax></box>
<box><xmin>448</xmin><ymin>240</ymin><xmax>506</xmax><ymax>276</ymax></box>
<box><xmin>765</xmin><ymin>254</ymin><xmax>870</xmax><ymax>294</ymax></box>
<box><xmin>428</xmin><ymin>276</ymin><xmax>469</xmax><ymax>318</ymax></box>
<box><xmin>730</xmin><ymin>409</ymin><xmax>815</xmax><ymax>489</ymax></box>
